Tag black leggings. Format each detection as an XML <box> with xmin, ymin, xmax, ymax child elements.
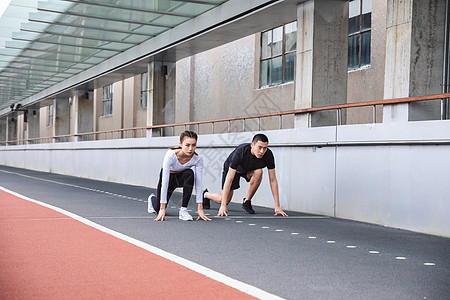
<box><xmin>153</xmin><ymin>168</ymin><xmax>194</xmax><ymax>212</ymax></box>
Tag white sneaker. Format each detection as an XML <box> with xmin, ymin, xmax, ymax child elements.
<box><xmin>179</xmin><ymin>207</ymin><xmax>193</xmax><ymax>221</ymax></box>
<box><xmin>147</xmin><ymin>194</ymin><xmax>156</xmax><ymax>213</ymax></box>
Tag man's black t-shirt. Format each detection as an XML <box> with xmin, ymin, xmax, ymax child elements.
<box><xmin>223</xmin><ymin>143</ymin><xmax>275</xmax><ymax>173</ymax></box>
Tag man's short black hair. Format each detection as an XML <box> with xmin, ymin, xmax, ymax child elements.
<box><xmin>252</xmin><ymin>133</ymin><xmax>269</xmax><ymax>144</ymax></box>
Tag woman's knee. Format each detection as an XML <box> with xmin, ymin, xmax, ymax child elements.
<box><xmin>182</xmin><ymin>169</ymin><xmax>195</xmax><ymax>183</ymax></box>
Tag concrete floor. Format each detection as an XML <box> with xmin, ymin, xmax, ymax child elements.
<box><xmin>1</xmin><ymin>165</ymin><xmax>449</xmax><ymax>300</ymax></box>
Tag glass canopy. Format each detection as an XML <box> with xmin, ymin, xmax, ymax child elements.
<box><xmin>0</xmin><ymin>0</ymin><xmax>228</xmax><ymax>110</ymax></box>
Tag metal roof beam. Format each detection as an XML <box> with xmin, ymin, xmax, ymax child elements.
<box><xmin>0</xmin><ymin>59</ymin><xmax>86</xmax><ymax>70</ymax></box>
<box><xmin>60</xmin><ymin>0</ymin><xmax>197</xmax><ymax>18</ymax></box>
<box><xmin>11</xmin><ymin>37</ymin><xmax>124</xmax><ymax>52</ymax></box>
<box><xmin>172</xmin><ymin>0</ymin><xmax>223</xmax><ymax>5</ymax></box>
<box><xmin>18</xmin><ymin>29</ymin><xmax>140</xmax><ymax>46</ymax></box>
<box><xmin>0</xmin><ymin>65</ymin><xmax>79</xmax><ymax>74</ymax></box>
<box><xmin>37</xmin><ymin>8</ymin><xmax>174</xmax><ymax>28</ymax></box>
<box><xmin>4</xmin><ymin>44</ymin><xmax>113</xmax><ymax>59</ymax></box>
<box><xmin>0</xmin><ymin>52</ymin><xmax>97</xmax><ymax>66</ymax></box>
<box><xmin>27</xmin><ymin>18</ymin><xmax>156</xmax><ymax>37</ymax></box>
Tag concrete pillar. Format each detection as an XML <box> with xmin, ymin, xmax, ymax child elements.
<box><xmin>146</xmin><ymin>61</ymin><xmax>176</xmax><ymax>137</ymax></box>
<box><xmin>55</xmin><ymin>98</ymin><xmax>70</xmax><ymax>140</ymax></box>
<box><xmin>69</xmin><ymin>95</ymin><xmax>82</xmax><ymax>142</ymax></box>
<box><xmin>27</xmin><ymin>107</ymin><xmax>40</xmax><ymax>140</ymax></box>
<box><xmin>0</xmin><ymin>117</ymin><xmax>6</xmax><ymax>143</ymax></box>
<box><xmin>409</xmin><ymin>0</ymin><xmax>446</xmax><ymax>121</ymax></box>
<box><xmin>383</xmin><ymin>0</ymin><xmax>413</xmax><ymax>122</ymax></box>
<box><xmin>146</xmin><ymin>62</ymin><xmax>156</xmax><ymax>137</ymax></box>
<box><xmin>78</xmin><ymin>91</ymin><xmax>93</xmax><ymax>140</ymax></box>
<box><xmin>382</xmin><ymin>0</ymin><xmax>444</xmax><ymax>122</ymax></box>
<box><xmin>7</xmin><ymin>114</ymin><xmax>17</xmax><ymax>143</ymax></box>
<box><xmin>17</xmin><ymin>113</ymin><xmax>24</xmax><ymax>143</ymax></box>
<box><xmin>295</xmin><ymin>0</ymin><xmax>349</xmax><ymax>128</ymax></box>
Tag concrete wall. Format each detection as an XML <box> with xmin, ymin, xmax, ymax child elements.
<box><xmin>95</xmin><ymin>82</ymin><xmax>125</xmax><ymax>139</ymax></box>
<box><xmin>175</xmin><ymin>35</ymin><xmax>295</xmax><ymax>131</ymax></box>
<box><xmin>1</xmin><ymin>118</ymin><xmax>449</xmax><ymax>237</ymax></box>
<box><xmin>39</xmin><ymin>105</ymin><xmax>53</xmax><ymax>140</ymax></box>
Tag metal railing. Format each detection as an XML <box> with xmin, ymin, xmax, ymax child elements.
<box><xmin>1</xmin><ymin>93</ymin><xmax>449</xmax><ymax>146</ymax></box>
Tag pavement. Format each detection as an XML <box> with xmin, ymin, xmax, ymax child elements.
<box><xmin>0</xmin><ymin>165</ymin><xmax>449</xmax><ymax>299</ymax></box>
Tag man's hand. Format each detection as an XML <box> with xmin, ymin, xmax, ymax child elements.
<box><xmin>274</xmin><ymin>206</ymin><xmax>288</xmax><ymax>217</ymax></box>
<box><xmin>197</xmin><ymin>208</ymin><xmax>211</xmax><ymax>221</ymax></box>
<box><xmin>217</xmin><ymin>205</ymin><xmax>229</xmax><ymax>217</ymax></box>
<box><xmin>154</xmin><ymin>208</ymin><xmax>166</xmax><ymax>221</ymax></box>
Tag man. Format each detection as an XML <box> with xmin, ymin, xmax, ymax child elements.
<box><xmin>203</xmin><ymin>133</ymin><xmax>288</xmax><ymax>217</ymax></box>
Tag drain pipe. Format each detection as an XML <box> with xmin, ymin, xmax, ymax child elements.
<box><xmin>443</xmin><ymin>0</ymin><xmax>450</xmax><ymax>119</ymax></box>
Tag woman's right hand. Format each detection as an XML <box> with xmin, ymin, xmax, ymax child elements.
<box><xmin>154</xmin><ymin>206</ymin><xmax>166</xmax><ymax>221</ymax></box>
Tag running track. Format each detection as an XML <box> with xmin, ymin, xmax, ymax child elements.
<box><xmin>0</xmin><ymin>188</ymin><xmax>263</xmax><ymax>299</ymax></box>
<box><xmin>0</xmin><ymin>165</ymin><xmax>449</xmax><ymax>299</ymax></box>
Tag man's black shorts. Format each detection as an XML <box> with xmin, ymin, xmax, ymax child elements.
<box><xmin>222</xmin><ymin>169</ymin><xmax>250</xmax><ymax>190</ymax></box>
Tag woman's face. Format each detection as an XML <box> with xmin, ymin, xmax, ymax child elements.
<box><xmin>179</xmin><ymin>137</ymin><xmax>197</xmax><ymax>156</ymax></box>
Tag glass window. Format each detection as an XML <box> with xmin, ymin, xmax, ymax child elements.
<box><xmin>260</xmin><ymin>21</ymin><xmax>297</xmax><ymax>87</ymax></box>
<box><xmin>102</xmin><ymin>84</ymin><xmax>113</xmax><ymax>116</ymax></box>
<box><xmin>47</xmin><ymin>104</ymin><xmax>53</xmax><ymax>127</ymax></box>
<box><xmin>261</xmin><ymin>31</ymin><xmax>272</xmax><ymax>60</ymax></box>
<box><xmin>348</xmin><ymin>0</ymin><xmax>371</xmax><ymax>70</ymax></box>
<box><xmin>140</xmin><ymin>72</ymin><xmax>148</xmax><ymax>109</ymax></box>
<box><xmin>284</xmin><ymin>52</ymin><xmax>296</xmax><ymax>82</ymax></box>
<box><xmin>260</xmin><ymin>60</ymin><xmax>271</xmax><ymax>87</ymax></box>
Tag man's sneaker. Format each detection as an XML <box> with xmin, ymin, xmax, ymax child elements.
<box><xmin>242</xmin><ymin>198</ymin><xmax>255</xmax><ymax>214</ymax></box>
<box><xmin>179</xmin><ymin>207</ymin><xmax>193</xmax><ymax>221</ymax></box>
<box><xmin>147</xmin><ymin>194</ymin><xmax>156</xmax><ymax>213</ymax></box>
<box><xmin>203</xmin><ymin>189</ymin><xmax>210</xmax><ymax>209</ymax></box>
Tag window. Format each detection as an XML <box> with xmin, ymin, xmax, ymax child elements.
<box><xmin>348</xmin><ymin>0</ymin><xmax>372</xmax><ymax>70</ymax></box>
<box><xmin>260</xmin><ymin>21</ymin><xmax>297</xmax><ymax>87</ymax></box>
<box><xmin>47</xmin><ymin>104</ymin><xmax>53</xmax><ymax>127</ymax></box>
<box><xmin>141</xmin><ymin>72</ymin><xmax>148</xmax><ymax>109</ymax></box>
<box><xmin>102</xmin><ymin>84</ymin><xmax>113</xmax><ymax>116</ymax></box>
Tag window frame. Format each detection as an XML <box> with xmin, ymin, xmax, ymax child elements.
<box><xmin>102</xmin><ymin>84</ymin><xmax>113</xmax><ymax>116</ymax></box>
<box><xmin>260</xmin><ymin>21</ymin><xmax>297</xmax><ymax>87</ymax></box>
<box><xmin>348</xmin><ymin>0</ymin><xmax>372</xmax><ymax>70</ymax></box>
<box><xmin>47</xmin><ymin>104</ymin><xmax>53</xmax><ymax>127</ymax></box>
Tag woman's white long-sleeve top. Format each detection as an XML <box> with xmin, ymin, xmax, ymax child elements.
<box><xmin>160</xmin><ymin>149</ymin><xmax>203</xmax><ymax>204</ymax></box>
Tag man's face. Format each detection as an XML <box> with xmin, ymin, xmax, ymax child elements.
<box><xmin>250</xmin><ymin>141</ymin><xmax>268</xmax><ymax>159</ymax></box>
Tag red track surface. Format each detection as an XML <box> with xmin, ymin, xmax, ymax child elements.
<box><xmin>0</xmin><ymin>189</ymin><xmax>255</xmax><ymax>299</ymax></box>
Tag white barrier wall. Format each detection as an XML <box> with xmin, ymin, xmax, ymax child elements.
<box><xmin>1</xmin><ymin>120</ymin><xmax>450</xmax><ymax>237</ymax></box>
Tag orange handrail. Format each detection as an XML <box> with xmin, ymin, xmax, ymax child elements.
<box><xmin>2</xmin><ymin>93</ymin><xmax>450</xmax><ymax>145</ymax></box>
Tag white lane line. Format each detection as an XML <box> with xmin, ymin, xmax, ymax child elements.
<box><xmin>308</xmin><ymin>236</ymin><xmax>317</xmax><ymax>239</ymax></box>
<box><xmin>327</xmin><ymin>241</ymin><xmax>336</xmax><ymax>244</ymax></box>
<box><xmin>0</xmin><ymin>169</ymin><xmax>145</xmax><ymax>203</ymax></box>
<box><xmin>291</xmin><ymin>233</ymin><xmax>299</xmax><ymax>235</ymax></box>
<box><xmin>424</xmin><ymin>262</ymin><xmax>435</xmax><ymax>266</ymax></box>
<box><xmin>214</xmin><ymin>216</ymin><xmax>329</xmax><ymax>219</ymax></box>
<box><xmin>262</xmin><ymin>226</ymin><xmax>270</xmax><ymax>229</ymax></box>
<box><xmin>346</xmin><ymin>246</ymin><xmax>357</xmax><ymax>248</ymax></box>
<box><xmin>0</xmin><ymin>186</ymin><xmax>284</xmax><ymax>300</ymax></box>
<box><xmin>275</xmin><ymin>229</ymin><xmax>283</xmax><ymax>232</ymax></box>
<box><xmin>395</xmin><ymin>256</ymin><xmax>407</xmax><ymax>260</ymax></box>
<box><xmin>369</xmin><ymin>251</ymin><xmax>380</xmax><ymax>254</ymax></box>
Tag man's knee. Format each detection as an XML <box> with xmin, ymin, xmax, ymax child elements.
<box><xmin>249</xmin><ymin>169</ymin><xmax>263</xmax><ymax>181</ymax></box>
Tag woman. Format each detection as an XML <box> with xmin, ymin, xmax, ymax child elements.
<box><xmin>148</xmin><ymin>131</ymin><xmax>210</xmax><ymax>221</ymax></box>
